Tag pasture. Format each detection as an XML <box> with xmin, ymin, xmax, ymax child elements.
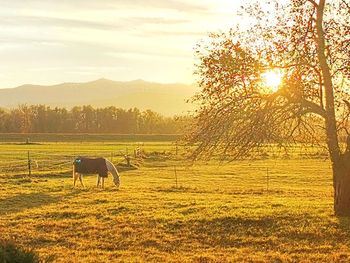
<box><xmin>0</xmin><ymin>137</ymin><xmax>350</xmax><ymax>262</ymax></box>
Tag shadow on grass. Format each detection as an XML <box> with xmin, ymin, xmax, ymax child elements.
<box><xmin>0</xmin><ymin>192</ymin><xmax>60</xmax><ymax>215</ymax></box>
<box><xmin>0</xmin><ymin>171</ymin><xmax>71</xmax><ymax>179</ymax></box>
<box><xmin>154</xmin><ymin>186</ymin><xmax>195</xmax><ymax>193</ymax></box>
<box><xmin>163</xmin><ymin>215</ymin><xmax>327</xmax><ymax>249</ymax></box>
<box><xmin>337</xmin><ymin>217</ymin><xmax>350</xmax><ymax>238</ymax></box>
<box><xmin>0</xmin><ymin>190</ymin><xmax>81</xmax><ymax>216</ymax></box>
<box><xmin>331</xmin><ymin>217</ymin><xmax>350</xmax><ymax>262</ymax></box>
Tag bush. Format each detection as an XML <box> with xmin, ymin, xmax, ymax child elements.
<box><xmin>0</xmin><ymin>240</ymin><xmax>41</xmax><ymax>263</ymax></box>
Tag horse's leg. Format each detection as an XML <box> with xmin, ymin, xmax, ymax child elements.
<box><xmin>73</xmin><ymin>165</ymin><xmax>77</xmax><ymax>186</ymax></box>
<box><xmin>79</xmin><ymin>174</ymin><xmax>84</xmax><ymax>187</ymax></box>
<box><xmin>73</xmin><ymin>173</ymin><xmax>78</xmax><ymax>187</ymax></box>
<box><xmin>97</xmin><ymin>176</ymin><xmax>100</xmax><ymax>187</ymax></box>
<box><xmin>102</xmin><ymin>177</ymin><xmax>105</xmax><ymax>189</ymax></box>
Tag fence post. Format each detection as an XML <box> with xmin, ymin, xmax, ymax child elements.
<box><xmin>27</xmin><ymin>151</ymin><xmax>31</xmax><ymax>176</ymax></box>
<box><xmin>174</xmin><ymin>166</ymin><xmax>178</xmax><ymax>188</ymax></box>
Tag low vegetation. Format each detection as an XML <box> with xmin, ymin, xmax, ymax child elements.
<box><xmin>0</xmin><ymin>240</ymin><xmax>45</xmax><ymax>263</ymax></box>
<box><xmin>0</xmin><ymin>141</ymin><xmax>350</xmax><ymax>262</ymax></box>
<box><xmin>0</xmin><ymin>105</ymin><xmax>191</xmax><ymax>134</ymax></box>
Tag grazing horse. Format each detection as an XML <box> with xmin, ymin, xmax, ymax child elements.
<box><xmin>73</xmin><ymin>157</ymin><xmax>120</xmax><ymax>189</ymax></box>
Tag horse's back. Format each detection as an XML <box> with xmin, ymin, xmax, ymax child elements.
<box><xmin>73</xmin><ymin>157</ymin><xmax>108</xmax><ymax>177</ymax></box>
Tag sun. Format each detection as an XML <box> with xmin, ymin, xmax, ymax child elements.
<box><xmin>262</xmin><ymin>70</ymin><xmax>283</xmax><ymax>92</ymax></box>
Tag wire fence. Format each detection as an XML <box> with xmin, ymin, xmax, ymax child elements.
<box><xmin>0</xmin><ymin>149</ymin><xmax>134</xmax><ymax>176</ymax></box>
<box><xmin>0</xmin><ymin>142</ymin><xmax>331</xmax><ymax>180</ymax></box>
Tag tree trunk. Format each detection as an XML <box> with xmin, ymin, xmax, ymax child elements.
<box><xmin>315</xmin><ymin>0</ymin><xmax>345</xmax><ymax>215</ymax></box>
<box><xmin>334</xmin><ymin>153</ymin><xmax>350</xmax><ymax>216</ymax></box>
<box><xmin>316</xmin><ymin>0</ymin><xmax>340</xmax><ymax>163</ymax></box>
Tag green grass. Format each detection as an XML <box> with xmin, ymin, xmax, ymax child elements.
<box><xmin>0</xmin><ymin>142</ymin><xmax>349</xmax><ymax>262</ymax></box>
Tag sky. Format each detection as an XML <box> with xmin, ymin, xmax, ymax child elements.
<box><xmin>0</xmin><ymin>0</ymin><xmax>248</xmax><ymax>88</ymax></box>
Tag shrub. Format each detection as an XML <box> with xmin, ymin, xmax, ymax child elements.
<box><xmin>0</xmin><ymin>240</ymin><xmax>40</xmax><ymax>263</ymax></box>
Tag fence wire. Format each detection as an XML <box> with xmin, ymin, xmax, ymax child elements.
<box><xmin>0</xmin><ymin>150</ymin><xmax>129</xmax><ymax>176</ymax></box>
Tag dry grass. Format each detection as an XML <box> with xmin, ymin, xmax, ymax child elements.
<box><xmin>0</xmin><ymin>142</ymin><xmax>349</xmax><ymax>262</ymax></box>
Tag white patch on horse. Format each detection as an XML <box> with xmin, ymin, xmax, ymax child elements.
<box><xmin>105</xmin><ymin>158</ymin><xmax>121</xmax><ymax>188</ymax></box>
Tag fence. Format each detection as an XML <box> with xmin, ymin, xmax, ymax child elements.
<box><xmin>0</xmin><ymin>142</ymin><xmax>331</xmax><ymax>185</ymax></box>
<box><xmin>0</xmin><ymin>148</ymin><xmax>141</xmax><ymax>177</ymax></box>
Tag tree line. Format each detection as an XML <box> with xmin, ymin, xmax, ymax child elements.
<box><xmin>0</xmin><ymin>105</ymin><xmax>191</xmax><ymax>134</ymax></box>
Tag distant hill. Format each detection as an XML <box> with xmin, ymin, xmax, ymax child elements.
<box><xmin>0</xmin><ymin>79</ymin><xmax>198</xmax><ymax>116</ymax></box>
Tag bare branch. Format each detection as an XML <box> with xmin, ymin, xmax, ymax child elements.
<box><xmin>344</xmin><ymin>99</ymin><xmax>350</xmax><ymax>112</ymax></box>
<box><xmin>307</xmin><ymin>0</ymin><xmax>319</xmax><ymax>8</ymax></box>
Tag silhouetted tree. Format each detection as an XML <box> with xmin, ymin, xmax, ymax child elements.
<box><xmin>188</xmin><ymin>0</ymin><xmax>350</xmax><ymax>215</ymax></box>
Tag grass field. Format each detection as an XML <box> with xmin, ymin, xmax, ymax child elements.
<box><xmin>1</xmin><ymin>140</ymin><xmax>350</xmax><ymax>262</ymax></box>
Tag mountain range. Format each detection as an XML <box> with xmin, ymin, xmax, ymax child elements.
<box><xmin>0</xmin><ymin>79</ymin><xmax>198</xmax><ymax>116</ymax></box>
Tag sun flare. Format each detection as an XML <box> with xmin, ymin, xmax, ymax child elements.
<box><xmin>262</xmin><ymin>70</ymin><xmax>283</xmax><ymax>92</ymax></box>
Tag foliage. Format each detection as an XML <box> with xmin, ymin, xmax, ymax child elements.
<box><xmin>0</xmin><ymin>133</ymin><xmax>181</xmax><ymax>143</ymax></box>
<box><xmin>188</xmin><ymin>0</ymin><xmax>350</xmax><ymax>160</ymax></box>
<box><xmin>0</xmin><ymin>105</ymin><xmax>192</xmax><ymax>134</ymax></box>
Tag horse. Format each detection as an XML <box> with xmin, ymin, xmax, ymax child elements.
<box><xmin>73</xmin><ymin>157</ymin><xmax>120</xmax><ymax>189</ymax></box>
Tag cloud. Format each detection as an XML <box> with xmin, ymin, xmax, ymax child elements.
<box><xmin>135</xmin><ymin>30</ymin><xmax>206</xmax><ymax>37</ymax></box>
<box><xmin>0</xmin><ymin>0</ymin><xmax>243</xmax><ymax>87</ymax></box>
<box><xmin>0</xmin><ymin>0</ymin><xmax>211</xmax><ymax>15</ymax></box>
<box><xmin>0</xmin><ymin>15</ymin><xmax>191</xmax><ymax>31</ymax></box>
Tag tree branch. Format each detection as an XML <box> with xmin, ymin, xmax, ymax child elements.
<box><xmin>274</xmin><ymin>91</ymin><xmax>327</xmax><ymax>118</ymax></box>
<box><xmin>307</xmin><ymin>0</ymin><xmax>319</xmax><ymax>8</ymax></box>
<box><xmin>344</xmin><ymin>99</ymin><xmax>350</xmax><ymax>112</ymax></box>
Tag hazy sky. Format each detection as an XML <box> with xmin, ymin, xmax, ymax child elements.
<box><xmin>0</xmin><ymin>0</ymin><xmax>248</xmax><ymax>88</ymax></box>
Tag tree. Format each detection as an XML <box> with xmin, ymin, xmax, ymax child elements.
<box><xmin>31</xmin><ymin>105</ymin><xmax>48</xmax><ymax>133</ymax></box>
<box><xmin>81</xmin><ymin>105</ymin><xmax>96</xmax><ymax>132</ymax></box>
<box><xmin>188</xmin><ymin>0</ymin><xmax>350</xmax><ymax>215</ymax></box>
<box><xmin>139</xmin><ymin>110</ymin><xmax>163</xmax><ymax>134</ymax></box>
<box><xmin>0</xmin><ymin>108</ymin><xmax>8</xmax><ymax>132</ymax></box>
<box><xmin>0</xmin><ymin>105</ymin><xmax>187</xmax><ymax>134</ymax></box>
<box><xmin>14</xmin><ymin>105</ymin><xmax>33</xmax><ymax>133</ymax></box>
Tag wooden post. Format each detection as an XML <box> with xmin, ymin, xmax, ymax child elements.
<box><xmin>125</xmin><ymin>155</ymin><xmax>131</xmax><ymax>167</ymax></box>
<box><xmin>27</xmin><ymin>151</ymin><xmax>31</xmax><ymax>176</ymax></box>
<box><xmin>174</xmin><ymin>166</ymin><xmax>178</xmax><ymax>188</ymax></box>
<box><xmin>175</xmin><ymin>141</ymin><xmax>178</xmax><ymax>156</ymax></box>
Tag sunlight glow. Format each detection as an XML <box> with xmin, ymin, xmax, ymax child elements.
<box><xmin>262</xmin><ymin>70</ymin><xmax>283</xmax><ymax>92</ymax></box>
<box><xmin>0</xmin><ymin>0</ymin><xmax>248</xmax><ymax>88</ymax></box>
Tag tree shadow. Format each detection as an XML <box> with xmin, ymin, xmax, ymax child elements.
<box><xmin>162</xmin><ymin>216</ymin><xmax>276</xmax><ymax>248</ymax></box>
<box><xmin>337</xmin><ymin>216</ymin><xmax>350</xmax><ymax>238</ymax></box>
<box><xmin>0</xmin><ymin>192</ymin><xmax>60</xmax><ymax>215</ymax></box>
<box><xmin>0</xmin><ymin>190</ymin><xmax>80</xmax><ymax>216</ymax></box>
<box><xmin>163</xmin><ymin>214</ymin><xmax>327</xmax><ymax>249</ymax></box>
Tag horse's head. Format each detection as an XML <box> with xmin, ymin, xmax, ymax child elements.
<box><xmin>113</xmin><ymin>176</ymin><xmax>120</xmax><ymax>189</ymax></box>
